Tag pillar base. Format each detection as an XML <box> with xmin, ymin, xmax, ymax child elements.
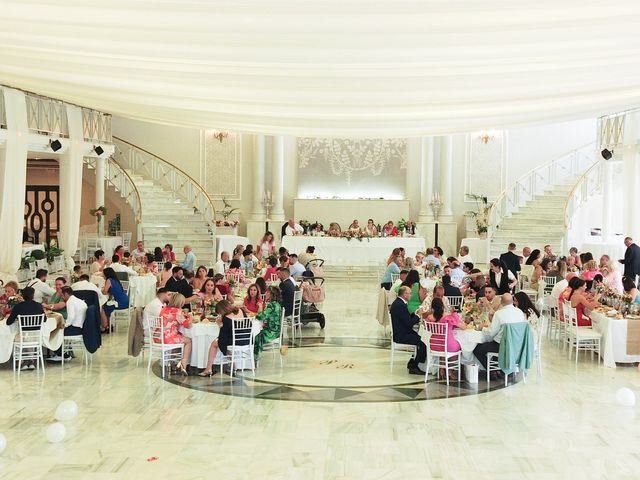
<box><xmin>417</xmin><ymin>221</ymin><xmax>458</xmax><ymax>258</ymax></box>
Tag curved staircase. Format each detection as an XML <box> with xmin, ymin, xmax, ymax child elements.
<box><xmin>110</xmin><ymin>138</ymin><xmax>216</xmax><ymax>265</ymax></box>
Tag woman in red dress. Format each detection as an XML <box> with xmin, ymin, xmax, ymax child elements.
<box><xmin>155</xmin><ymin>293</ymin><xmax>192</xmax><ymax>375</ymax></box>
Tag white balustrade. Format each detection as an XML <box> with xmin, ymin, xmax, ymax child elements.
<box><xmin>25</xmin><ymin>93</ymin><xmax>69</xmax><ymax>137</ymax></box>
<box><xmin>82</xmin><ymin>108</ymin><xmax>112</xmax><ymax>143</ymax></box>
<box><xmin>562</xmin><ymin>160</ymin><xmax>603</xmax><ymax>251</ymax></box>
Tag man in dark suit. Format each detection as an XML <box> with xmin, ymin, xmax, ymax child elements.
<box><xmin>442</xmin><ymin>275</ymin><xmax>462</xmax><ymax>297</ymax></box>
<box><xmin>499</xmin><ymin>242</ymin><xmax>521</xmax><ymax>279</ymax></box>
<box><xmin>390</xmin><ymin>286</ymin><xmax>426</xmax><ymax>375</ymax></box>
<box><xmin>165</xmin><ymin>266</ymin><xmax>196</xmax><ymax>307</ymax></box>
<box><xmin>620</xmin><ymin>237</ymin><xmax>640</xmax><ymax>282</ymax></box>
<box><xmin>278</xmin><ymin>267</ymin><xmax>297</xmax><ymax>316</ymax></box>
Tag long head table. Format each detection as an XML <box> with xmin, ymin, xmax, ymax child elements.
<box><xmin>281</xmin><ymin>236</ymin><xmax>426</xmax><ymax>266</ymax></box>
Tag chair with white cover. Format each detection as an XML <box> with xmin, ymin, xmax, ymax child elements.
<box><xmin>388</xmin><ymin>314</ymin><xmax>417</xmax><ymax>372</ymax></box>
<box><xmin>563</xmin><ymin>301</ymin><xmax>602</xmax><ymax>364</ymax></box>
<box><xmin>261</xmin><ymin>309</ymin><xmax>285</xmax><ymax>367</ymax></box>
<box><xmin>424</xmin><ymin>321</ymin><xmax>461</xmax><ymax>386</ymax></box>
<box><xmin>35</xmin><ymin>258</ymin><xmax>48</xmax><ymax>270</ymax></box>
<box><xmin>12</xmin><ymin>314</ymin><xmax>46</xmax><ymax>374</ymax></box>
<box><xmin>62</xmin><ymin>334</ymin><xmax>91</xmax><ymax>367</ymax></box>
<box><xmin>117</xmin><ymin>231</ymin><xmax>132</xmax><ymax>252</ymax></box>
<box><xmin>268</xmin><ymin>273</ymin><xmax>279</xmax><ymax>283</ymax></box>
<box><xmin>53</xmin><ymin>255</ymin><xmax>65</xmax><ymax>274</ymax></box>
<box><xmin>390</xmin><ymin>273</ymin><xmax>401</xmax><ymax>284</ymax></box>
<box><xmin>28</xmin><ymin>262</ymin><xmax>38</xmax><ymax>280</ymax></box>
<box><xmin>219</xmin><ymin>317</ymin><xmax>256</xmax><ymax>377</ymax></box>
<box><xmin>147</xmin><ymin>315</ymin><xmax>184</xmax><ymax>378</ymax></box>
<box><xmin>445</xmin><ymin>295</ymin><xmax>464</xmax><ymax>312</ymax></box>
<box><xmin>540</xmin><ymin>275</ymin><xmax>557</xmax><ymax>296</ymax></box>
<box><xmin>282</xmin><ymin>290</ymin><xmax>303</xmax><ymax>344</ymax></box>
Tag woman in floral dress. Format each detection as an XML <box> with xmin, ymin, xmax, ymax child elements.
<box><xmin>254</xmin><ymin>286</ymin><xmax>283</xmax><ymax>359</ymax></box>
<box><xmin>156</xmin><ymin>293</ymin><xmax>192</xmax><ymax>375</ymax></box>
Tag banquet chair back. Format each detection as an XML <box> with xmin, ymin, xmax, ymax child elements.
<box><xmin>147</xmin><ymin>315</ymin><xmax>184</xmax><ymax>378</ymax></box>
<box><xmin>28</xmin><ymin>262</ymin><xmax>38</xmax><ymax>279</ymax></box>
<box><xmin>390</xmin><ymin>273</ymin><xmax>401</xmax><ymax>284</ymax></box>
<box><xmin>35</xmin><ymin>259</ymin><xmax>48</xmax><ymax>270</ymax></box>
<box><xmin>53</xmin><ymin>255</ymin><xmax>65</xmax><ymax>273</ymax></box>
<box><xmin>268</xmin><ymin>273</ymin><xmax>279</xmax><ymax>283</ymax></box>
<box><xmin>13</xmin><ymin>314</ymin><xmax>46</xmax><ymax>374</ymax></box>
<box><xmin>563</xmin><ymin>301</ymin><xmax>601</xmax><ymax>364</ymax></box>
<box><xmin>226</xmin><ymin>272</ymin><xmax>242</xmax><ymax>284</ymax></box>
<box><xmin>120</xmin><ymin>280</ymin><xmax>130</xmax><ymax>296</ymax></box>
<box><xmin>262</xmin><ymin>308</ymin><xmax>285</xmax><ymax>367</ymax></box>
<box><xmin>388</xmin><ymin>313</ymin><xmax>417</xmax><ymax>372</ymax></box>
<box><xmin>445</xmin><ymin>295</ymin><xmax>464</xmax><ymax>312</ymax></box>
<box><xmin>540</xmin><ymin>276</ymin><xmax>557</xmax><ymax>295</ymax></box>
<box><xmin>220</xmin><ymin>317</ymin><xmax>255</xmax><ymax>377</ymax></box>
<box><xmin>424</xmin><ymin>321</ymin><xmax>461</xmax><ymax>386</ymax></box>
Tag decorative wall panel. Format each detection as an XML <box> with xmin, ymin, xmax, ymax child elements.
<box><xmin>464</xmin><ymin>132</ymin><xmax>507</xmax><ymax>201</ymax></box>
<box><xmin>202</xmin><ymin>131</ymin><xmax>240</xmax><ymax>199</ymax></box>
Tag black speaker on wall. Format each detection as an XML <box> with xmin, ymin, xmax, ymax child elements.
<box><xmin>93</xmin><ymin>145</ymin><xmax>104</xmax><ymax>156</ymax></box>
<box><xmin>49</xmin><ymin>139</ymin><xmax>62</xmax><ymax>152</ymax></box>
<box><xmin>601</xmin><ymin>148</ymin><xmax>613</xmax><ymax>160</ymax></box>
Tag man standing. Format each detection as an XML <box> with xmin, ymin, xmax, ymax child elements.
<box><xmin>214</xmin><ymin>251</ymin><xmax>230</xmax><ymax>275</ymax></box>
<box><xmin>390</xmin><ymin>286</ymin><xmax>426</xmax><ymax>375</ymax></box>
<box><xmin>472</xmin><ymin>293</ymin><xmax>525</xmax><ymax>374</ymax></box>
<box><xmin>500</xmin><ymin>243</ymin><xmax>521</xmax><ymax>279</ymax></box>
<box><xmin>620</xmin><ymin>237</ymin><xmax>640</xmax><ymax>282</ymax></box>
<box><xmin>522</xmin><ymin>246</ymin><xmax>532</xmax><ymax>265</ymax></box>
<box><xmin>181</xmin><ymin>245</ymin><xmax>196</xmax><ymax>273</ymax></box>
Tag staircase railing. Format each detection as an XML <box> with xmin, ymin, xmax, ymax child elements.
<box><xmin>84</xmin><ymin>156</ymin><xmax>142</xmax><ymax>225</ymax></box>
<box><xmin>488</xmin><ymin>142</ymin><xmax>596</xmax><ymax>238</ymax></box>
<box><xmin>111</xmin><ymin>137</ymin><xmax>216</xmax><ymax>228</ymax></box>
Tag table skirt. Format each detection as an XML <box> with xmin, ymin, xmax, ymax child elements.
<box><xmin>589</xmin><ymin>311</ymin><xmax>640</xmax><ymax>368</ymax></box>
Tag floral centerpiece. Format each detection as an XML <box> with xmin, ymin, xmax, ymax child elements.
<box><xmin>341</xmin><ymin>230</ymin><xmax>371</xmax><ymax>242</ymax></box>
<box><xmin>462</xmin><ymin>301</ymin><xmax>488</xmax><ymax>330</ymax></box>
<box><xmin>397</xmin><ymin>218</ymin><xmax>406</xmax><ymax>233</ymax></box>
<box><xmin>217</xmin><ymin>198</ymin><xmax>240</xmax><ymax>228</ymax></box>
<box><xmin>6</xmin><ymin>295</ymin><xmax>22</xmax><ymax>309</ymax></box>
<box><xmin>203</xmin><ymin>298</ymin><xmax>218</xmax><ymax>317</ymax></box>
<box><xmin>466</xmin><ymin>194</ymin><xmax>492</xmax><ymax>238</ymax></box>
<box><xmin>89</xmin><ymin>206</ymin><xmax>107</xmax><ymax>235</ymax></box>
<box><xmin>216</xmin><ymin>219</ymin><xmax>240</xmax><ymax>227</ymax></box>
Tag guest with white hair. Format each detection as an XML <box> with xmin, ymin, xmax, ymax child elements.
<box><xmin>181</xmin><ymin>245</ymin><xmax>196</xmax><ymax>272</ymax></box>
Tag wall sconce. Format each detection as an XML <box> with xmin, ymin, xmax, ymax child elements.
<box><xmin>211</xmin><ymin>130</ymin><xmax>229</xmax><ymax>143</ymax></box>
<box><xmin>478</xmin><ymin>131</ymin><xmax>495</xmax><ymax>144</ymax></box>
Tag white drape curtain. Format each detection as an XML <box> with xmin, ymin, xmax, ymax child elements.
<box><xmin>57</xmin><ymin>105</ymin><xmax>83</xmax><ymax>261</ymax></box>
<box><xmin>1</xmin><ymin>1</ymin><xmax>640</xmax><ymax>136</ymax></box>
<box><xmin>0</xmin><ymin>89</ymin><xmax>28</xmax><ymax>274</ymax></box>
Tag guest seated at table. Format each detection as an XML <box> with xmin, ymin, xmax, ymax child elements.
<box><xmin>102</xmin><ymin>268</ymin><xmax>129</xmax><ymax>324</ymax></box>
<box><xmin>383</xmin><ymin>221</ymin><xmax>398</xmax><ymax>236</ymax></box>
<box><xmin>478</xmin><ymin>286</ymin><xmax>501</xmax><ymax>315</ymax></box>
<box><xmin>254</xmin><ymin>286</ymin><xmax>283</xmax><ymax>359</ymax></box>
<box><xmin>193</xmin><ymin>266</ymin><xmax>208</xmax><ymax>292</ymax></box>
<box><xmin>404</xmin><ymin>220</ymin><xmax>417</xmax><ymax>235</ymax></box>
<box><xmin>434</xmin><ymin>246</ymin><xmax>445</xmax><ymax>262</ymax></box>
<box><xmin>288</xmin><ymin>254</ymin><xmax>306</xmax><ymax>278</ymax></box>
<box><xmin>458</xmin><ymin>245</ymin><xmax>473</xmax><ymax>265</ymax></box>
<box><xmin>414</xmin><ymin>251</ymin><xmax>425</xmax><ymax>269</ymax></box>
<box><xmin>49</xmin><ymin>286</ymin><xmax>89</xmax><ymax>362</ymax></box>
<box><xmin>461</xmin><ymin>269</ymin><xmax>484</xmax><ymax>298</ymax></box>
<box><xmin>310</xmin><ymin>222</ymin><xmax>325</xmax><ymax>236</ymax></box>
<box><xmin>240</xmin><ymin>250</ymin><xmax>255</xmax><ymax>272</ymax></box>
<box><xmin>473</xmin><ymin>294</ymin><xmax>526</xmax><ymax>376</ymax></box>
<box><xmin>159</xmin><ymin>262</ymin><xmax>173</xmax><ymax>287</ymax></box>
<box><xmin>432</xmin><ymin>285</ymin><xmax>451</xmax><ymax>313</ymax></box>
<box><xmin>25</xmin><ymin>269</ymin><xmax>56</xmax><ymax>303</ymax></box>
<box><xmin>391</xmin><ymin>270</ymin><xmax>409</xmax><ymax>292</ymax></box>
<box><xmin>263</xmin><ymin>256</ymin><xmax>279</xmax><ymax>281</ymax></box>
<box><xmin>568</xmin><ymin>277</ymin><xmax>598</xmax><ymax>326</ymax></box>
<box><xmin>226</xmin><ymin>259</ymin><xmax>246</xmax><ymax>284</ymax></box>
<box><xmin>255</xmin><ymin>277</ymin><xmax>268</xmax><ymax>295</ymax></box>
<box><xmin>423</xmin><ymin>247</ymin><xmax>442</xmax><ymax>269</ymax></box>
<box><xmin>392</xmin><ymin>270</ymin><xmax>425</xmax><ymax>314</ymax></box>
<box><xmin>181</xmin><ymin>245</ymin><xmax>196</xmax><ymax>273</ymax></box>
<box><xmin>531</xmin><ymin>258</ymin><xmax>553</xmax><ymax>290</ymax></box>
<box><xmin>489</xmin><ymin>258</ymin><xmax>517</xmax><ymax>294</ymax></box>
<box><xmin>566</xmin><ymin>255</ymin><xmax>579</xmax><ymax>273</ymax></box>
<box><xmin>162</xmin><ymin>243</ymin><xmax>176</xmax><ymax>263</ymax></box>
<box><xmin>298</xmin><ymin>246</ymin><xmax>317</xmax><ymax>268</ymax></box>
<box><xmin>256</xmin><ymin>231</ymin><xmax>276</xmax><ymax>259</ymax></box>
<box><xmin>513</xmin><ymin>291</ymin><xmax>541</xmax><ymax>336</ymax></box>
<box><xmin>7</xmin><ymin>286</ymin><xmax>45</xmax><ymax>327</ymax></box>
<box><xmin>327</xmin><ymin>222</ymin><xmax>342</xmax><ymax>236</ymax></box>
<box><xmin>91</xmin><ymin>250</ymin><xmax>106</xmax><ymax>274</ymax></box>
<box><xmin>152</xmin><ymin>247</ymin><xmax>163</xmax><ymax>263</ymax></box>
<box><xmin>623</xmin><ymin>276</ymin><xmax>640</xmax><ymax>304</ymax></box>
<box><xmin>243</xmin><ymin>283</ymin><xmax>264</xmax><ymax>314</ymax></box>
<box><xmin>198</xmin><ymin>278</ymin><xmax>224</xmax><ymax>305</ymax></box>
<box><xmin>165</xmin><ymin>266</ymin><xmax>198</xmax><ymax>304</ymax></box>
<box><xmin>568</xmin><ymin>247</ymin><xmax>582</xmax><ymax>269</ymax></box>
<box><xmin>143</xmin><ymin>288</ymin><xmax>170</xmax><ymax>335</ymax></box>
<box><xmin>446</xmin><ymin>258</ymin><xmax>465</xmax><ymax>286</ymax></box>
<box><xmin>213</xmin><ymin>274</ymin><xmax>232</xmax><ymax>299</ymax></box>
<box><xmin>525</xmin><ymin>249</ymin><xmax>541</xmax><ymax>267</ymax></box>
<box><xmin>233</xmin><ymin>244</ymin><xmax>245</xmax><ymax>260</ymax></box>
<box><xmin>598</xmin><ymin>254</ymin><xmax>610</xmax><ymax>271</ymax></box>
<box><xmin>110</xmin><ymin>254</ymin><xmax>138</xmax><ymax>277</ymax></box>
<box><xmin>132</xmin><ymin>241</ymin><xmax>147</xmax><ymax>263</ymax></box>
<box><xmin>391</xmin><ymin>286</ymin><xmax>427</xmax><ymax>375</ymax></box>
<box><xmin>72</xmin><ymin>274</ymin><xmax>108</xmax><ymax>329</ymax></box>
<box><xmin>581</xmin><ymin>260</ymin><xmax>601</xmax><ymax>281</ymax></box>
<box><xmin>198</xmin><ymin>299</ymin><xmax>246</xmax><ymax>376</ymax></box>
<box><xmin>442</xmin><ymin>275</ymin><xmax>462</xmax><ymax>298</ymax></box>
<box><xmin>364</xmin><ymin>218</ymin><xmax>378</xmax><ymax>237</ymax></box>
<box><xmin>547</xmin><ymin>259</ymin><xmax>566</xmax><ymax>282</ymax></box>
<box><xmin>46</xmin><ymin>277</ymin><xmax>69</xmax><ymax>320</ymax></box>
<box><xmin>156</xmin><ymin>293</ymin><xmax>192</xmax><ymax>376</ymax></box>
<box><xmin>386</xmin><ymin>248</ymin><xmax>402</xmax><ymax>266</ymax></box>
<box><xmin>601</xmin><ymin>261</ymin><xmax>624</xmax><ymax>294</ymax></box>
<box><xmin>0</xmin><ymin>281</ymin><xmax>19</xmax><ymax>316</ymax></box>
<box><xmin>278</xmin><ymin>267</ymin><xmax>298</xmax><ymax>316</ymax></box>
<box><xmin>381</xmin><ymin>255</ymin><xmax>403</xmax><ymax>290</ymax></box>
<box><xmin>348</xmin><ymin>219</ymin><xmax>361</xmax><ymax>232</ymax></box>
<box><xmin>285</xmin><ymin>218</ymin><xmax>304</xmax><ymax>236</ymax></box>
<box><xmin>425</xmin><ymin>297</ymin><xmax>465</xmax><ymax>353</ymax></box>
<box><xmin>403</xmin><ymin>256</ymin><xmax>415</xmax><ymax>271</ymax></box>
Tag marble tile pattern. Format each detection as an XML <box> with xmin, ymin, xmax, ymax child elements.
<box><xmin>0</xmin><ymin>278</ymin><xmax>639</xmax><ymax>479</ymax></box>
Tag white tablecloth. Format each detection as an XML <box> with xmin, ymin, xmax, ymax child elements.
<box><xmin>181</xmin><ymin>319</ymin><xmax>262</xmax><ymax>368</ymax></box>
<box><xmin>0</xmin><ymin>317</ymin><xmax>64</xmax><ymax>363</ymax></box>
<box><xmin>453</xmin><ymin>328</ymin><xmax>488</xmax><ymax>364</ymax></box>
<box><xmin>459</xmin><ymin>237</ymin><xmax>490</xmax><ymax>266</ymax></box>
<box><xmin>589</xmin><ymin>311</ymin><xmax>640</xmax><ymax>368</ymax></box>
<box><xmin>216</xmin><ymin>235</ymin><xmax>250</xmax><ymax>258</ymax></box>
<box><xmin>282</xmin><ymin>236</ymin><xmax>426</xmax><ymax>266</ymax></box>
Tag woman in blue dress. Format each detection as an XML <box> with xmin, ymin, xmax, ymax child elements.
<box><xmin>101</xmin><ymin>267</ymin><xmax>129</xmax><ymax>330</ymax></box>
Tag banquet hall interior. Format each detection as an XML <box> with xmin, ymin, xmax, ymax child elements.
<box><xmin>2</xmin><ymin>1</ymin><xmax>640</xmax><ymax>479</ymax></box>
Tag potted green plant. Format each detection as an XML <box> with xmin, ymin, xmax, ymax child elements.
<box><xmin>466</xmin><ymin>194</ymin><xmax>492</xmax><ymax>239</ymax></box>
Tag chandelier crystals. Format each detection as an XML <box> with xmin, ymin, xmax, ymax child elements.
<box><xmin>298</xmin><ymin>138</ymin><xmax>406</xmax><ymax>184</ymax></box>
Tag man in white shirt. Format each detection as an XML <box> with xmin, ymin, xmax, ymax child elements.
<box><xmin>214</xmin><ymin>251</ymin><xmax>230</xmax><ymax>275</ymax></box>
<box><xmin>458</xmin><ymin>245</ymin><xmax>474</xmax><ymax>265</ymax></box>
<box><xmin>132</xmin><ymin>241</ymin><xmax>147</xmax><ymax>263</ymax></box>
<box><xmin>288</xmin><ymin>254</ymin><xmax>306</xmax><ymax>278</ymax></box>
<box><xmin>423</xmin><ymin>247</ymin><xmax>441</xmax><ymax>269</ymax></box>
<box><xmin>49</xmin><ymin>287</ymin><xmax>88</xmax><ymax>362</ymax></box>
<box><xmin>72</xmin><ymin>274</ymin><xmax>108</xmax><ymax>307</ymax></box>
<box><xmin>473</xmin><ymin>293</ymin><xmax>525</xmax><ymax>372</ymax></box>
<box><xmin>143</xmin><ymin>288</ymin><xmax>170</xmax><ymax>335</ymax></box>
<box><xmin>110</xmin><ymin>255</ymin><xmax>138</xmax><ymax>277</ymax></box>
<box><xmin>284</xmin><ymin>218</ymin><xmax>304</xmax><ymax>236</ymax></box>
<box><xmin>181</xmin><ymin>245</ymin><xmax>196</xmax><ymax>272</ymax></box>
<box><xmin>27</xmin><ymin>269</ymin><xmax>56</xmax><ymax>303</ymax></box>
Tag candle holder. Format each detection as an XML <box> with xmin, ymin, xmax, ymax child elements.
<box><xmin>429</xmin><ymin>196</ymin><xmax>443</xmax><ymax>222</ymax></box>
<box><xmin>261</xmin><ymin>198</ymin><xmax>274</xmax><ymax>231</ymax></box>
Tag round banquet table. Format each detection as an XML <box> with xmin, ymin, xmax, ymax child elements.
<box><xmin>0</xmin><ymin>316</ymin><xmax>64</xmax><ymax>363</ymax></box>
<box><xmin>181</xmin><ymin>319</ymin><xmax>262</xmax><ymax>369</ymax></box>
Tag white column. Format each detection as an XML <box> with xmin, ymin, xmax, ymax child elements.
<box><xmin>252</xmin><ymin>134</ymin><xmax>266</xmax><ymax>220</ymax></box>
<box><xmin>601</xmin><ymin>158</ymin><xmax>613</xmax><ymax>242</ymax></box>
<box><xmin>622</xmin><ymin>112</ymin><xmax>640</xmax><ymax>241</ymax></box>
<box><xmin>95</xmin><ymin>156</ymin><xmax>106</xmax><ymax>236</ymax></box>
<box><xmin>271</xmin><ymin>135</ymin><xmax>285</xmax><ymax>221</ymax></box>
<box><xmin>0</xmin><ymin>88</ymin><xmax>28</xmax><ymax>274</ymax></box>
<box><xmin>57</xmin><ymin>104</ymin><xmax>84</xmax><ymax>259</ymax></box>
<box><xmin>439</xmin><ymin>135</ymin><xmax>454</xmax><ymax>219</ymax></box>
<box><xmin>418</xmin><ymin>137</ymin><xmax>435</xmax><ymax>222</ymax></box>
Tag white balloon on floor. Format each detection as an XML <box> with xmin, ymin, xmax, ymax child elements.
<box><xmin>0</xmin><ymin>433</ymin><xmax>6</xmax><ymax>454</ymax></box>
<box><xmin>615</xmin><ymin>387</ymin><xmax>636</xmax><ymax>407</ymax></box>
<box><xmin>54</xmin><ymin>400</ymin><xmax>78</xmax><ymax>422</ymax></box>
<box><xmin>46</xmin><ymin>423</ymin><xmax>66</xmax><ymax>443</ymax></box>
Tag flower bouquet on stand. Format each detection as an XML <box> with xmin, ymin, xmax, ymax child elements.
<box><xmin>89</xmin><ymin>206</ymin><xmax>107</xmax><ymax>236</ymax></box>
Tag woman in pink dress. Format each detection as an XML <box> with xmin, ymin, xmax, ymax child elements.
<box><xmin>426</xmin><ymin>297</ymin><xmax>465</xmax><ymax>352</ymax></box>
<box><xmin>581</xmin><ymin>260</ymin><xmax>601</xmax><ymax>282</ymax></box>
<box><xmin>568</xmin><ymin>278</ymin><xmax>597</xmax><ymax>327</ymax></box>
<box><xmin>155</xmin><ymin>293</ymin><xmax>192</xmax><ymax>375</ymax></box>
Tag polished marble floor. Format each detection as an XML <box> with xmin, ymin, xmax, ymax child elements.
<box><xmin>1</xmin><ymin>278</ymin><xmax>640</xmax><ymax>479</ymax></box>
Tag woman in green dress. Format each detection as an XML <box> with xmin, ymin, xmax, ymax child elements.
<box><xmin>254</xmin><ymin>286</ymin><xmax>283</xmax><ymax>359</ymax></box>
<box><xmin>393</xmin><ymin>269</ymin><xmax>425</xmax><ymax>314</ymax></box>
